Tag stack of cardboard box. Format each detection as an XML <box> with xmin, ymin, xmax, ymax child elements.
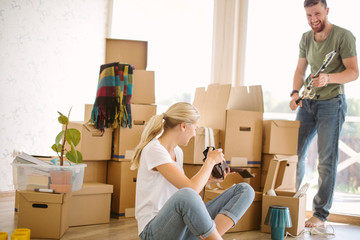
<box><xmin>104</xmin><ymin>39</ymin><xmax>157</xmax><ymax>218</ymax></box>
<box><xmin>181</xmin><ymin>84</ymin><xmax>264</xmax><ymax>232</ymax></box>
<box><xmin>260</xmin><ymin>119</ymin><xmax>307</xmax><ymax>236</ymax></box>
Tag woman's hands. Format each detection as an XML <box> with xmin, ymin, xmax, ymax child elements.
<box><xmin>206</xmin><ymin>147</ymin><xmax>225</xmax><ymax>166</ymax></box>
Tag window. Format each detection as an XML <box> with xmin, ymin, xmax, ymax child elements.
<box><xmin>246</xmin><ymin>0</ymin><xmax>360</xmax><ymax>216</ymax></box>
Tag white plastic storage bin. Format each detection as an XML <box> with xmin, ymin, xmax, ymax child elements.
<box><xmin>12</xmin><ymin>163</ymin><xmax>87</xmax><ymax>192</ymax></box>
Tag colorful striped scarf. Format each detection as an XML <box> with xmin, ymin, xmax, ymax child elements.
<box><xmin>91</xmin><ymin>62</ymin><xmax>133</xmax><ymax>130</ymax></box>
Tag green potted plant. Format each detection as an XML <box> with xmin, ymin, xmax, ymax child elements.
<box><xmin>50</xmin><ymin>108</ymin><xmax>83</xmax><ymax>193</ymax></box>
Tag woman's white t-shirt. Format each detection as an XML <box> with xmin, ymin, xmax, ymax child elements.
<box><xmin>135</xmin><ymin>138</ymin><xmax>184</xmax><ymax>235</ymax></box>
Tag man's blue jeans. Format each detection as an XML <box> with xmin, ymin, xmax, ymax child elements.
<box><xmin>139</xmin><ymin>183</ymin><xmax>255</xmax><ymax>240</ymax></box>
<box><xmin>296</xmin><ymin>94</ymin><xmax>347</xmax><ymax>222</ymax></box>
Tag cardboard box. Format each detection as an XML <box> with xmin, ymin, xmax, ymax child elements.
<box><xmin>106</xmin><ymin>38</ymin><xmax>148</xmax><ymax>70</ymax></box>
<box><xmin>261</xmin><ymin>154</ymin><xmax>298</xmax><ymax>191</ymax></box>
<box><xmin>66</xmin><ymin>121</ymin><xmax>113</xmax><ymax>161</ymax></box>
<box><xmin>107</xmin><ymin>161</ymin><xmax>137</xmax><ymax>217</ymax></box>
<box><xmin>262</xmin><ymin>120</ymin><xmax>300</xmax><ymax>155</ymax></box>
<box><xmin>132</xmin><ymin>70</ymin><xmax>155</xmax><ymax>104</ymax></box>
<box><xmin>192</xmin><ymin>84</ymin><xmax>264</xmax><ymax>166</ymax></box>
<box><xmin>112</xmin><ymin>104</ymin><xmax>157</xmax><ymax>161</ymax></box>
<box><xmin>204</xmin><ymin>189</ymin><xmax>262</xmax><ymax>232</ymax></box>
<box><xmin>224</xmin><ymin>85</ymin><xmax>264</xmax><ymax>167</ymax></box>
<box><xmin>261</xmin><ymin>159</ymin><xmax>306</xmax><ymax>236</ymax></box>
<box><xmin>17</xmin><ymin>191</ymin><xmax>71</xmax><ymax>239</ymax></box>
<box><xmin>83</xmin><ymin>160</ymin><xmax>108</xmax><ymax>183</ymax></box>
<box><xmin>69</xmin><ymin>183</ymin><xmax>113</xmax><ymax>226</ymax></box>
<box><xmin>180</xmin><ymin>127</ymin><xmax>220</xmax><ymax>165</ymax></box>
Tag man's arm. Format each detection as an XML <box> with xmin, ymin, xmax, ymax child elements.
<box><xmin>290</xmin><ymin>57</ymin><xmax>308</xmax><ymax>110</ymax></box>
<box><xmin>312</xmin><ymin>56</ymin><xmax>359</xmax><ymax>87</ymax></box>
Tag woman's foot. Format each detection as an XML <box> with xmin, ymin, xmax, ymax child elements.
<box><xmin>305</xmin><ymin>216</ymin><xmax>325</xmax><ymax>228</ymax></box>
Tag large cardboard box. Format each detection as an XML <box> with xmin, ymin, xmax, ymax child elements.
<box><xmin>261</xmin><ymin>154</ymin><xmax>298</xmax><ymax>191</ymax></box>
<box><xmin>261</xmin><ymin>159</ymin><xmax>306</xmax><ymax>236</ymax></box>
<box><xmin>107</xmin><ymin>161</ymin><xmax>137</xmax><ymax>217</ymax></box>
<box><xmin>180</xmin><ymin>127</ymin><xmax>220</xmax><ymax>165</ymax></box>
<box><xmin>69</xmin><ymin>183</ymin><xmax>113</xmax><ymax>226</ymax></box>
<box><xmin>112</xmin><ymin>104</ymin><xmax>157</xmax><ymax>161</ymax></box>
<box><xmin>17</xmin><ymin>191</ymin><xmax>71</xmax><ymax>239</ymax></box>
<box><xmin>106</xmin><ymin>38</ymin><xmax>148</xmax><ymax>70</ymax></box>
<box><xmin>204</xmin><ymin>189</ymin><xmax>262</xmax><ymax>232</ymax></box>
<box><xmin>224</xmin><ymin>85</ymin><xmax>264</xmax><ymax>167</ymax></box>
<box><xmin>262</xmin><ymin>120</ymin><xmax>300</xmax><ymax>155</ymax></box>
<box><xmin>132</xmin><ymin>70</ymin><xmax>155</xmax><ymax>104</ymax></box>
<box><xmin>83</xmin><ymin>160</ymin><xmax>108</xmax><ymax>183</ymax></box>
<box><xmin>66</xmin><ymin>121</ymin><xmax>113</xmax><ymax>160</ymax></box>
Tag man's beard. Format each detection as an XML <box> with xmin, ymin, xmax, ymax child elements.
<box><xmin>310</xmin><ymin>20</ymin><xmax>325</xmax><ymax>33</ymax></box>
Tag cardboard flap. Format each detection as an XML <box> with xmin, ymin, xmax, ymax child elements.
<box><xmin>227</xmin><ymin>85</ymin><xmax>264</xmax><ymax>112</ymax></box>
<box><xmin>263</xmin><ymin>159</ymin><xmax>287</xmax><ymax>194</ymax></box>
<box><xmin>273</xmin><ymin>120</ymin><xmax>300</xmax><ymax>128</ymax></box>
<box><xmin>72</xmin><ymin>183</ymin><xmax>113</xmax><ymax>195</ymax></box>
<box><xmin>273</xmin><ymin>154</ymin><xmax>299</xmax><ymax>163</ymax></box>
<box><xmin>84</xmin><ymin>122</ymin><xmax>105</xmax><ymax>137</ymax></box>
<box><xmin>193</xmin><ymin>87</ymin><xmax>206</xmax><ymax>115</ymax></box>
<box><xmin>20</xmin><ymin>191</ymin><xmax>68</xmax><ymax>204</ymax></box>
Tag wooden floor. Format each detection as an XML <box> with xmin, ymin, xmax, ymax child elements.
<box><xmin>1</xmin><ymin>192</ymin><xmax>360</xmax><ymax>239</ymax></box>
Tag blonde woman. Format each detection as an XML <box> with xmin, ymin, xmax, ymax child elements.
<box><xmin>131</xmin><ymin>102</ymin><xmax>255</xmax><ymax>240</ymax></box>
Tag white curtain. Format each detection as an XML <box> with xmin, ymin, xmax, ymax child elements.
<box><xmin>211</xmin><ymin>0</ymin><xmax>248</xmax><ymax>86</ymax></box>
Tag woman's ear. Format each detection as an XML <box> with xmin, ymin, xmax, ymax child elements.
<box><xmin>179</xmin><ymin>122</ymin><xmax>187</xmax><ymax>132</ymax></box>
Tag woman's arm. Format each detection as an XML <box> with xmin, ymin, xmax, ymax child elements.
<box><xmin>156</xmin><ymin>148</ymin><xmax>225</xmax><ymax>193</ymax></box>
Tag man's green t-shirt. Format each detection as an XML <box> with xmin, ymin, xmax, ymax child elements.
<box><xmin>299</xmin><ymin>24</ymin><xmax>357</xmax><ymax>100</ymax></box>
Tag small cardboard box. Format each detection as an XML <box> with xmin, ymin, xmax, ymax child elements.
<box><xmin>261</xmin><ymin>159</ymin><xmax>306</xmax><ymax>236</ymax></box>
<box><xmin>261</xmin><ymin>154</ymin><xmax>298</xmax><ymax>191</ymax></box>
<box><xmin>69</xmin><ymin>183</ymin><xmax>113</xmax><ymax>226</ymax></box>
<box><xmin>83</xmin><ymin>160</ymin><xmax>108</xmax><ymax>183</ymax></box>
<box><xmin>107</xmin><ymin>161</ymin><xmax>137</xmax><ymax>217</ymax></box>
<box><xmin>204</xmin><ymin>189</ymin><xmax>262</xmax><ymax>232</ymax></box>
<box><xmin>17</xmin><ymin>191</ymin><xmax>71</xmax><ymax>239</ymax></box>
<box><xmin>66</xmin><ymin>121</ymin><xmax>113</xmax><ymax>161</ymax></box>
<box><xmin>132</xmin><ymin>70</ymin><xmax>155</xmax><ymax>104</ymax></box>
<box><xmin>262</xmin><ymin>120</ymin><xmax>300</xmax><ymax>155</ymax></box>
<box><xmin>224</xmin><ymin>85</ymin><xmax>264</xmax><ymax>167</ymax></box>
<box><xmin>106</xmin><ymin>38</ymin><xmax>148</xmax><ymax>70</ymax></box>
<box><xmin>180</xmin><ymin>127</ymin><xmax>220</xmax><ymax>165</ymax></box>
<box><xmin>112</xmin><ymin>104</ymin><xmax>157</xmax><ymax>161</ymax></box>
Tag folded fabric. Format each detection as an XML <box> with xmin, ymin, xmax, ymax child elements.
<box><xmin>91</xmin><ymin>62</ymin><xmax>133</xmax><ymax>130</ymax></box>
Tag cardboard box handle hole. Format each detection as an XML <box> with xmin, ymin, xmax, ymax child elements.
<box><xmin>32</xmin><ymin>203</ymin><xmax>48</xmax><ymax>209</ymax></box>
<box><xmin>239</xmin><ymin>127</ymin><xmax>251</xmax><ymax>132</ymax></box>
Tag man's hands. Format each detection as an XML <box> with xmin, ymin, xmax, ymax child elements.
<box><xmin>290</xmin><ymin>92</ymin><xmax>301</xmax><ymax>110</ymax></box>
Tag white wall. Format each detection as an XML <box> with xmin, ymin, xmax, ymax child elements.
<box><xmin>0</xmin><ymin>0</ymin><xmax>110</xmax><ymax>191</ymax></box>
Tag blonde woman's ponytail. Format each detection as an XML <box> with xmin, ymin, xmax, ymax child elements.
<box><xmin>131</xmin><ymin>114</ymin><xmax>164</xmax><ymax>170</ymax></box>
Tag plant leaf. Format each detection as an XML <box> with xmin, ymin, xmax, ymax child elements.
<box><xmin>58</xmin><ymin>111</ymin><xmax>69</xmax><ymax>125</ymax></box>
<box><xmin>66</xmin><ymin>150</ymin><xmax>83</xmax><ymax>164</ymax></box>
<box><xmin>51</xmin><ymin>143</ymin><xmax>62</xmax><ymax>153</ymax></box>
<box><xmin>66</xmin><ymin>128</ymin><xmax>81</xmax><ymax>146</ymax></box>
<box><xmin>55</xmin><ymin>131</ymin><xmax>65</xmax><ymax>145</ymax></box>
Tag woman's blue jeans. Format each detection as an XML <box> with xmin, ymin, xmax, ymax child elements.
<box><xmin>139</xmin><ymin>183</ymin><xmax>255</xmax><ymax>240</ymax></box>
<box><xmin>296</xmin><ymin>94</ymin><xmax>347</xmax><ymax>222</ymax></box>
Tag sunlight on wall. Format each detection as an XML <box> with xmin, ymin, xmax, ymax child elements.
<box><xmin>0</xmin><ymin>0</ymin><xmax>109</xmax><ymax>191</ymax></box>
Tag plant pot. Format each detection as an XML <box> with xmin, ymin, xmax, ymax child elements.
<box><xmin>49</xmin><ymin>183</ymin><xmax>72</xmax><ymax>193</ymax></box>
<box><xmin>50</xmin><ymin>170</ymin><xmax>72</xmax><ymax>193</ymax></box>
